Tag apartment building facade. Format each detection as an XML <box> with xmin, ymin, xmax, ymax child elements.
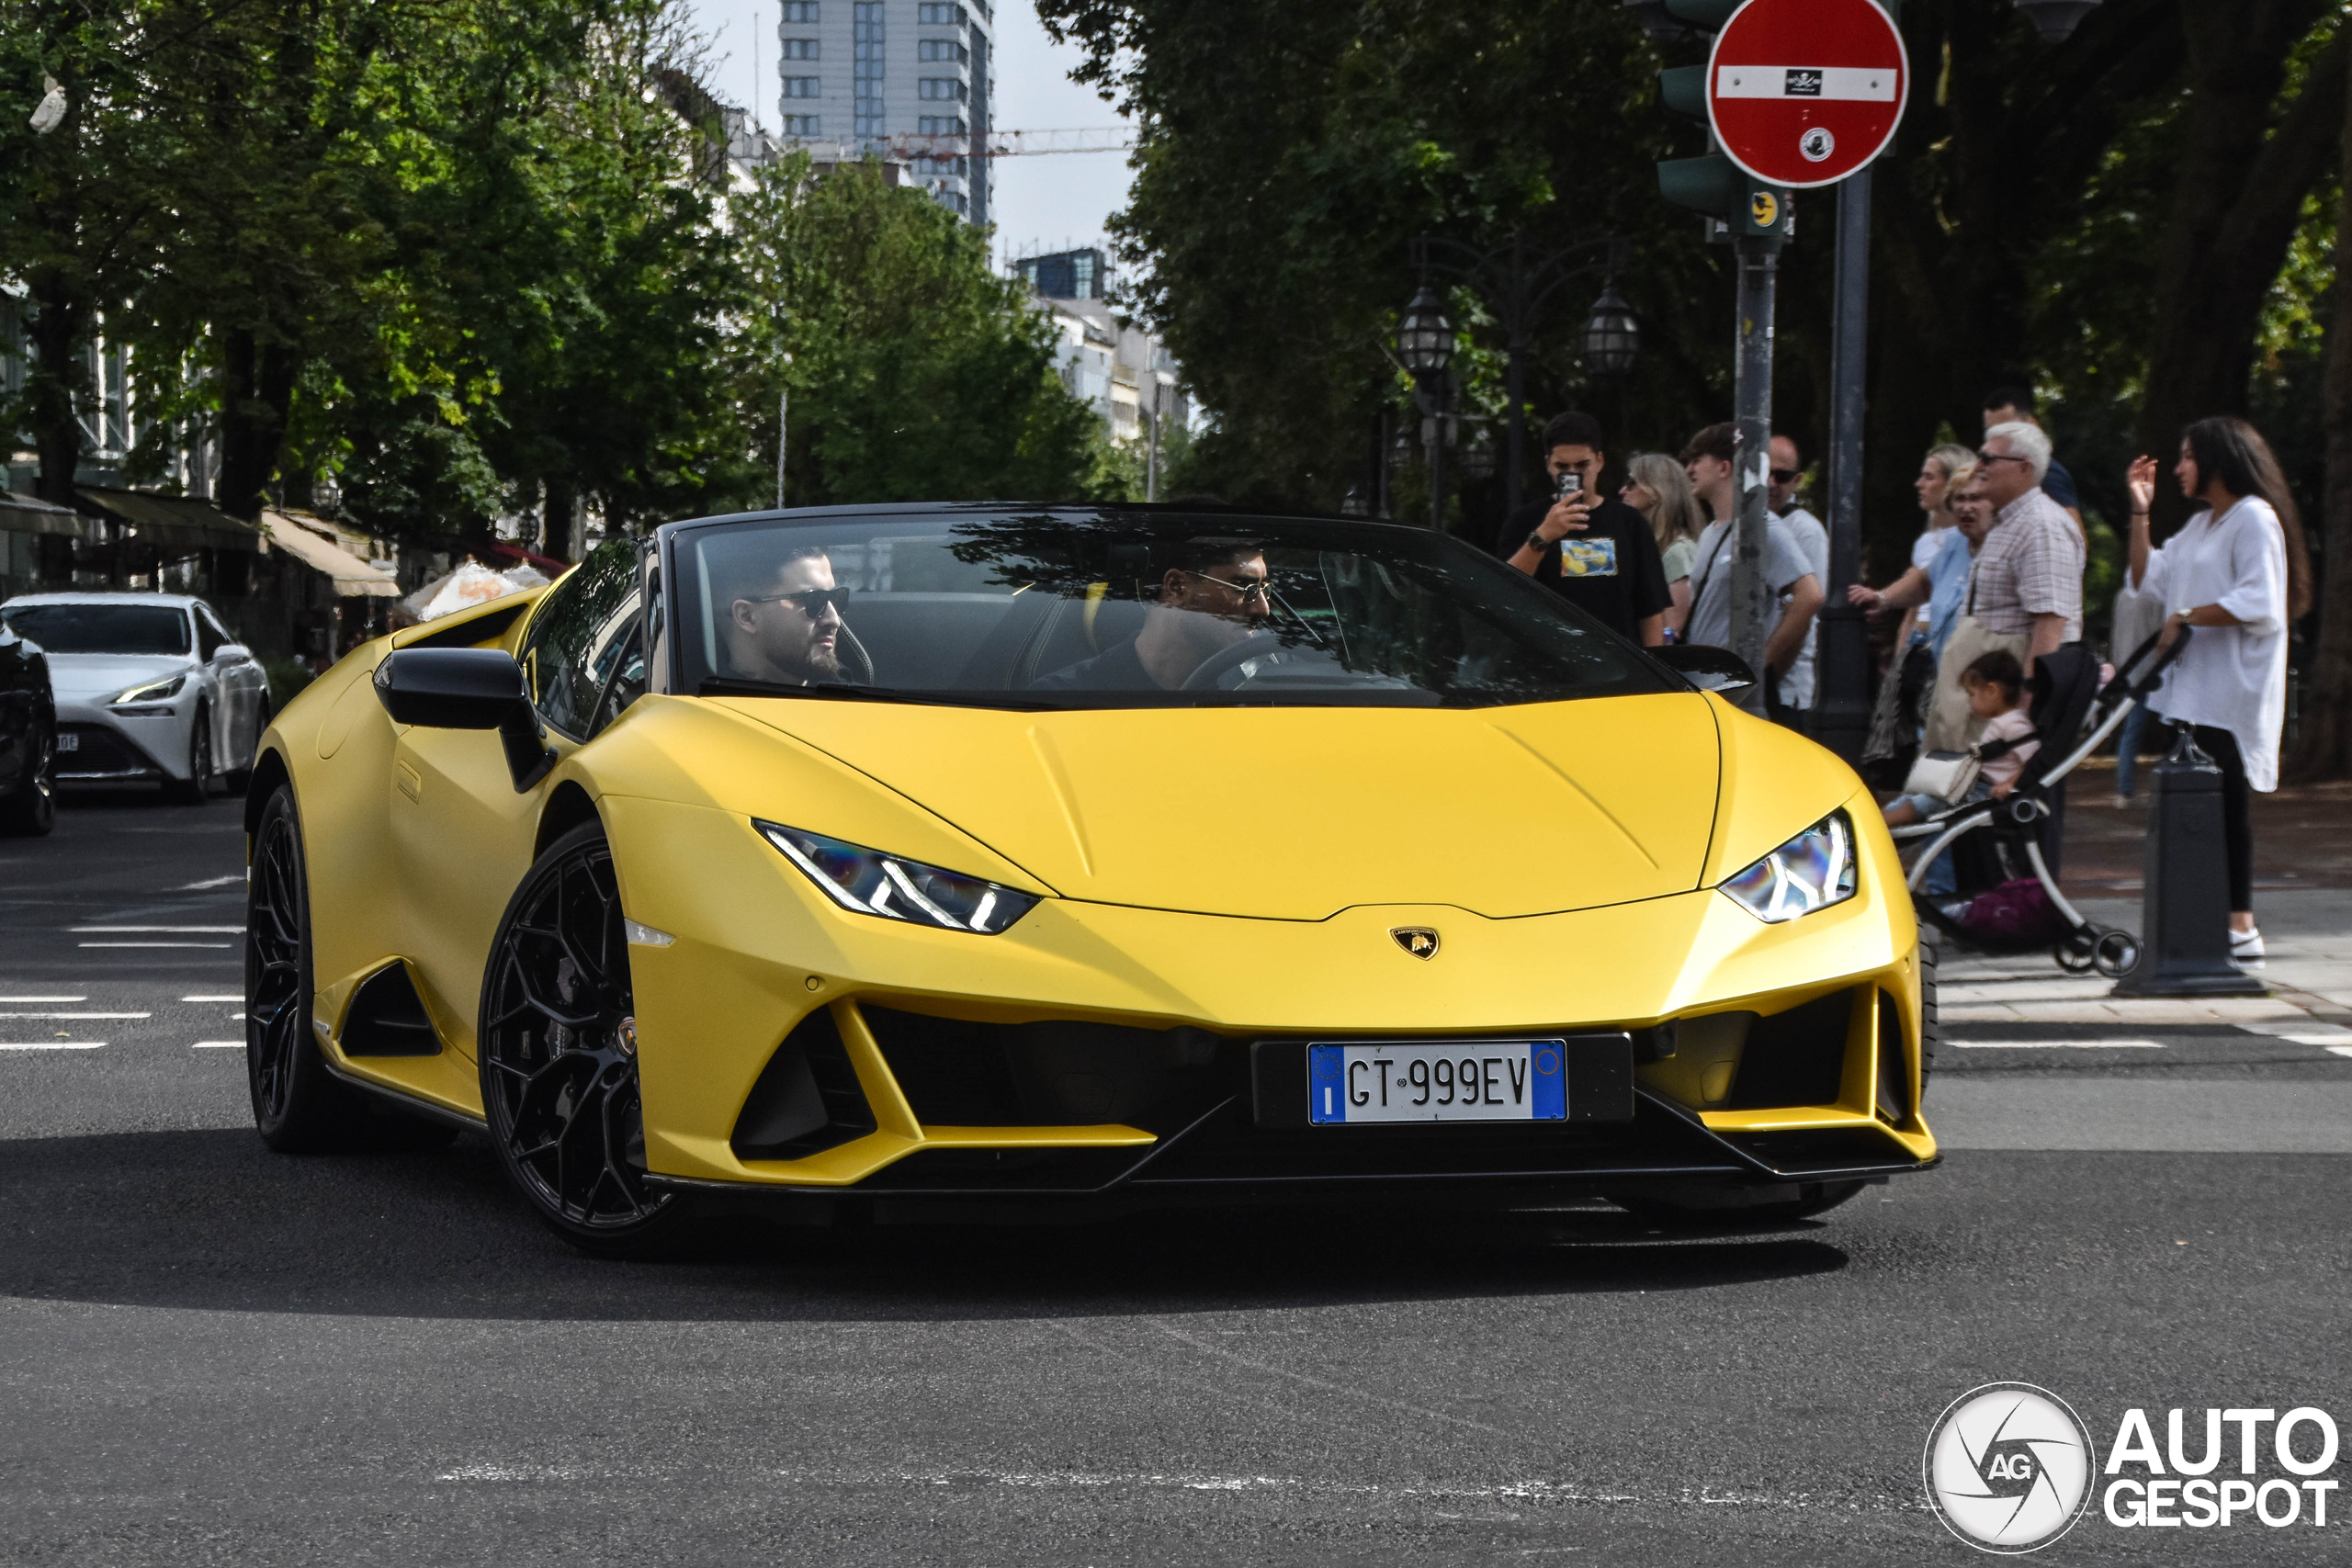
<box><xmin>776</xmin><ymin>0</ymin><xmax>993</xmax><ymax>226</ymax></box>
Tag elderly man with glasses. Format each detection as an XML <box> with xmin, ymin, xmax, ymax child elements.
<box><xmin>1918</xmin><ymin>421</ymin><xmax>2085</xmax><ymax>754</ymax></box>
<box><xmin>1031</xmin><ymin>536</ymin><xmax>1274</xmax><ymax>691</ymax></box>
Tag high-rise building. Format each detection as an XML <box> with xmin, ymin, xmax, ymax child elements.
<box><xmin>776</xmin><ymin>0</ymin><xmax>993</xmax><ymax>227</ymax></box>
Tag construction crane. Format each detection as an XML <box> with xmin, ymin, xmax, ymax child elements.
<box><xmin>860</xmin><ymin>127</ymin><xmax>1137</xmax><ymax>161</ymax></box>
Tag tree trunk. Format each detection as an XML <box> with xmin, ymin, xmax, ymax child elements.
<box><xmin>541</xmin><ymin>479</ymin><xmax>576</xmax><ymax>563</ymax></box>
<box><xmin>2288</xmin><ymin>39</ymin><xmax>2352</xmax><ymax>782</ymax></box>
<box><xmin>24</xmin><ymin>278</ymin><xmax>87</xmax><ymax>511</ymax></box>
<box><xmin>216</xmin><ymin>328</ymin><xmax>297</xmax><ymax>520</ymax></box>
<box><xmin>2135</xmin><ymin>3</ymin><xmax>2344</xmax><ymax>534</ymax></box>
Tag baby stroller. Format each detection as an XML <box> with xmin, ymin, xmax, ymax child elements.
<box><xmin>1888</xmin><ymin>628</ymin><xmax>2192</xmax><ymax>978</ymax></box>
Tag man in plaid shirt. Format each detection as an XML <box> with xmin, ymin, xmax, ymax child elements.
<box><xmin>1921</xmin><ymin>421</ymin><xmax>2083</xmax><ymax>753</ymax></box>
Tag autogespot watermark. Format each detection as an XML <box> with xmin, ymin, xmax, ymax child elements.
<box><xmin>1924</xmin><ymin>1384</ymin><xmax>2342</xmax><ymax>1552</ymax></box>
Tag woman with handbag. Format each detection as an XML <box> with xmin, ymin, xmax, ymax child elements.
<box><xmin>2125</xmin><ymin>417</ymin><xmax>2313</xmax><ymax>969</ymax></box>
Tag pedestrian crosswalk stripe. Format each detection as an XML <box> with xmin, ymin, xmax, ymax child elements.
<box><xmin>0</xmin><ymin>1042</ymin><xmax>105</xmax><ymax>1051</ymax></box>
<box><xmin>0</xmin><ymin>995</ymin><xmax>85</xmax><ymax>1003</ymax></box>
<box><xmin>182</xmin><ymin>995</ymin><xmax>242</xmax><ymax>1002</ymax></box>
<box><xmin>79</xmin><ymin>942</ymin><xmax>233</xmax><ymax>949</ymax></box>
<box><xmin>0</xmin><ymin>1012</ymin><xmax>150</xmax><ymax>1020</ymax></box>
<box><xmin>191</xmin><ymin>1041</ymin><xmax>243</xmax><ymax>1049</ymax></box>
<box><xmin>70</xmin><ymin>925</ymin><xmax>242</xmax><ymax>933</ymax></box>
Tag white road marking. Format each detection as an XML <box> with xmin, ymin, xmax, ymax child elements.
<box><xmin>192</xmin><ymin>1041</ymin><xmax>243</xmax><ymax>1049</ymax></box>
<box><xmin>172</xmin><ymin>875</ymin><xmax>244</xmax><ymax>890</ymax></box>
<box><xmin>71</xmin><ymin>925</ymin><xmax>241</xmax><ymax>933</ymax></box>
<box><xmin>182</xmin><ymin>994</ymin><xmax>242</xmax><ymax>1002</ymax></box>
<box><xmin>0</xmin><ymin>995</ymin><xmax>85</xmax><ymax>1003</ymax></box>
<box><xmin>0</xmin><ymin>1012</ymin><xmax>151</xmax><ymax>1020</ymax></box>
<box><xmin>2330</xmin><ymin>1045</ymin><xmax>2352</xmax><ymax>1060</ymax></box>
<box><xmin>0</xmin><ymin>1042</ymin><xmax>105</xmax><ymax>1051</ymax></box>
<box><xmin>1951</xmin><ymin>1039</ymin><xmax>2164</xmax><ymax>1050</ymax></box>
<box><xmin>79</xmin><ymin>942</ymin><xmax>232</xmax><ymax>949</ymax></box>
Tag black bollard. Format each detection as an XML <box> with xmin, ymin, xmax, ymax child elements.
<box><xmin>2111</xmin><ymin>729</ymin><xmax>2265</xmax><ymax>997</ymax></box>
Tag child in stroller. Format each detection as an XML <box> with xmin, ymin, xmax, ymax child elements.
<box><xmin>1883</xmin><ymin>649</ymin><xmax>2039</xmax><ymax>838</ymax></box>
<box><xmin>1888</xmin><ymin>630</ymin><xmax>2191</xmax><ymax>978</ymax></box>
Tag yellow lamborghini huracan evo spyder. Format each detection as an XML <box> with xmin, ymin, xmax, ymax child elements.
<box><xmin>243</xmin><ymin>505</ymin><xmax>1936</xmax><ymax>1251</ymax></box>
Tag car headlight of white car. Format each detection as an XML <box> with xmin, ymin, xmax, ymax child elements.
<box><xmin>1718</xmin><ymin>811</ymin><xmax>1857</xmax><ymax>924</ymax></box>
<box><xmin>109</xmin><ymin>673</ymin><xmax>189</xmax><ymax>715</ymax></box>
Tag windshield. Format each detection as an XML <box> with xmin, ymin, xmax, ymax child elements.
<box><xmin>667</xmin><ymin>510</ymin><xmax>1668</xmax><ymax>709</ymax></box>
<box><xmin>2</xmin><ymin>603</ymin><xmax>192</xmax><ymax>656</ymax></box>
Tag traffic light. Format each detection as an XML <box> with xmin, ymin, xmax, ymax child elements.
<box><xmin>1650</xmin><ymin>0</ymin><xmax>1792</xmax><ymax>242</ymax></box>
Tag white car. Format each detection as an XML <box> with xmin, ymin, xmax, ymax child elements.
<box><xmin>0</xmin><ymin>592</ymin><xmax>271</xmax><ymax>801</ymax></box>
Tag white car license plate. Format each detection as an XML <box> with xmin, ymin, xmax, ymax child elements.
<box><xmin>55</xmin><ymin>731</ymin><xmax>77</xmax><ymax>752</ymax></box>
<box><xmin>1307</xmin><ymin>1040</ymin><xmax>1566</xmax><ymax>1125</ymax></box>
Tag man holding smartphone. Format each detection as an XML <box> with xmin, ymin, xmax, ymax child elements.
<box><xmin>1493</xmin><ymin>411</ymin><xmax>1669</xmax><ymax>646</ymax></box>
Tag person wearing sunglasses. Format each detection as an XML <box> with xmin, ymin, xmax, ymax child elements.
<box><xmin>721</xmin><ymin>545</ymin><xmax>848</xmax><ymax>686</ymax></box>
<box><xmin>1031</xmin><ymin>536</ymin><xmax>1274</xmax><ymax>691</ymax></box>
<box><xmin>1766</xmin><ymin>434</ymin><xmax>1828</xmax><ymax>716</ymax></box>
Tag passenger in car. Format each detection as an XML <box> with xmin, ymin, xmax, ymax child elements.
<box><xmin>718</xmin><ymin>545</ymin><xmax>849</xmax><ymax>685</ymax></box>
<box><xmin>1030</xmin><ymin>536</ymin><xmax>1272</xmax><ymax>691</ymax></box>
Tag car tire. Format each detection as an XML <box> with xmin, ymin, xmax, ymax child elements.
<box><xmin>477</xmin><ymin>820</ymin><xmax>688</xmax><ymax>1256</ymax></box>
<box><xmin>246</xmin><ymin>784</ymin><xmax>370</xmax><ymax>1150</ymax></box>
<box><xmin>1605</xmin><ymin>1179</ymin><xmax>1869</xmax><ymax>1227</ymax></box>
<box><xmin>171</xmin><ymin>704</ymin><xmax>214</xmax><ymax>804</ymax></box>
<box><xmin>222</xmin><ymin>699</ymin><xmax>266</xmax><ymax>796</ymax></box>
<box><xmin>0</xmin><ymin>712</ymin><xmax>56</xmax><ymax>837</ymax></box>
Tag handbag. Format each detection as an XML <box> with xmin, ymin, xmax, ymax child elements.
<box><xmin>1902</xmin><ymin>748</ymin><xmax>1982</xmax><ymax>804</ymax></box>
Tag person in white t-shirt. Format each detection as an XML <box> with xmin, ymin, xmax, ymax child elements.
<box><xmin>2125</xmin><ymin>416</ymin><xmax>2314</xmax><ymax>970</ymax></box>
<box><xmin>1679</xmin><ymin>423</ymin><xmax>1824</xmax><ymax>700</ymax></box>
<box><xmin>1769</xmin><ymin>434</ymin><xmax>1827</xmax><ymax>714</ymax></box>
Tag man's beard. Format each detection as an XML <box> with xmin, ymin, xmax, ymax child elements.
<box><xmin>794</xmin><ymin>640</ymin><xmax>842</xmax><ymax>682</ymax></box>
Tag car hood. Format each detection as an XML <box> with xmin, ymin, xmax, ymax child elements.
<box><xmin>717</xmin><ymin>694</ymin><xmax>1728</xmax><ymax>920</ymax></box>
<box><xmin>45</xmin><ymin>653</ymin><xmax>197</xmax><ymax>699</ymax></box>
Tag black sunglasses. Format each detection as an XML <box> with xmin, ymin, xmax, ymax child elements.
<box><xmin>741</xmin><ymin>585</ymin><xmax>852</xmax><ymax>616</ymax></box>
<box><xmin>1976</xmin><ymin>449</ymin><xmax>2031</xmax><ymax>466</ymax></box>
<box><xmin>1190</xmin><ymin>570</ymin><xmax>1272</xmax><ymax>600</ymax></box>
<box><xmin>1770</xmin><ymin>468</ymin><xmax>1801</xmax><ymax>485</ymax></box>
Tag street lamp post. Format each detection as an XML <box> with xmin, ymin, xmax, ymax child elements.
<box><xmin>1408</xmin><ymin>231</ymin><xmax>1635</xmax><ymax>521</ymax></box>
<box><xmin>1396</xmin><ymin>285</ymin><xmax>1456</xmax><ymax>530</ymax></box>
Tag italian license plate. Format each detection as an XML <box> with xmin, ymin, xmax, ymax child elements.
<box><xmin>1307</xmin><ymin>1040</ymin><xmax>1566</xmax><ymax>1125</ymax></box>
<box><xmin>55</xmin><ymin>731</ymin><xmax>77</xmax><ymax>752</ymax></box>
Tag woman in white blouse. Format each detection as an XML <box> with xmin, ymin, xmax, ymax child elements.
<box><xmin>2125</xmin><ymin>417</ymin><xmax>2313</xmax><ymax>969</ymax></box>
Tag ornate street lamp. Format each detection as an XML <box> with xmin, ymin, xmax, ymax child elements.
<box><xmin>2011</xmin><ymin>0</ymin><xmax>2099</xmax><ymax>41</ymax></box>
<box><xmin>1396</xmin><ymin>287</ymin><xmax>1456</xmax><ymax>379</ymax></box>
<box><xmin>1581</xmin><ymin>286</ymin><xmax>1642</xmax><ymax>378</ymax></box>
<box><xmin>1457</xmin><ymin>420</ymin><xmax>1497</xmax><ymax>483</ymax></box>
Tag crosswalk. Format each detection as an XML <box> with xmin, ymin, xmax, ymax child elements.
<box><xmin>0</xmin><ymin>976</ymin><xmax>246</xmax><ymax>1053</ymax></box>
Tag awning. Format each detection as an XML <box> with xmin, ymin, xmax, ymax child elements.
<box><xmin>74</xmin><ymin>486</ymin><xmax>262</xmax><ymax>553</ymax></box>
<box><xmin>0</xmin><ymin>492</ymin><xmax>93</xmax><ymax>542</ymax></box>
<box><xmin>257</xmin><ymin>511</ymin><xmax>401</xmax><ymax>598</ymax></box>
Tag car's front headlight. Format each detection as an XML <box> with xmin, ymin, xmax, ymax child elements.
<box><xmin>110</xmin><ymin>673</ymin><xmax>188</xmax><ymax>709</ymax></box>
<box><xmin>1718</xmin><ymin>811</ymin><xmax>1856</xmax><ymax>923</ymax></box>
<box><xmin>757</xmin><ymin>820</ymin><xmax>1042</xmax><ymax>934</ymax></box>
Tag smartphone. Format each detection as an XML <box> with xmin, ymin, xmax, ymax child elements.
<box><xmin>1554</xmin><ymin>470</ymin><xmax>1584</xmax><ymax>502</ymax></box>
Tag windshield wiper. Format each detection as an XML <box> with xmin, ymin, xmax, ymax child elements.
<box><xmin>697</xmin><ymin>677</ymin><xmax>1055</xmax><ymax>712</ymax></box>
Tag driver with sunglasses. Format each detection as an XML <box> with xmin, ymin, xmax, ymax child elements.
<box><xmin>721</xmin><ymin>545</ymin><xmax>852</xmax><ymax>685</ymax></box>
<box><xmin>1031</xmin><ymin>536</ymin><xmax>1273</xmax><ymax>691</ymax></box>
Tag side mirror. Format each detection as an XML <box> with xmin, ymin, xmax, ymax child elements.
<box><xmin>214</xmin><ymin>642</ymin><xmax>251</xmax><ymax>665</ymax></box>
<box><xmin>372</xmin><ymin>648</ymin><xmax>556</xmax><ymax>793</ymax></box>
<box><xmin>1652</xmin><ymin>643</ymin><xmax>1758</xmax><ymax>696</ymax></box>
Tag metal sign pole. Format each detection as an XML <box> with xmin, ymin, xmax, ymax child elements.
<box><xmin>1812</xmin><ymin>167</ymin><xmax>1874</xmax><ymax>757</ymax></box>
<box><xmin>1727</xmin><ymin>234</ymin><xmax>1778</xmax><ymax>712</ymax></box>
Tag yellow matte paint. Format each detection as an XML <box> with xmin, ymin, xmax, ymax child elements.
<box><xmin>254</xmin><ymin>586</ymin><xmax>1935</xmax><ymax>1193</ymax></box>
<box><xmin>736</xmin><ymin>692</ymin><xmax>1730</xmax><ymax>919</ymax></box>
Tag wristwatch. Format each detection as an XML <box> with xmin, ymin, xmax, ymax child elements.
<box><xmin>1524</xmin><ymin>530</ymin><xmax>1551</xmax><ymax>554</ymax></box>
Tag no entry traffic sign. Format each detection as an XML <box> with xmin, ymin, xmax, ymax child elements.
<box><xmin>1706</xmin><ymin>0</ymin><xmax>1907</xmax><ymax>188</ymax></box>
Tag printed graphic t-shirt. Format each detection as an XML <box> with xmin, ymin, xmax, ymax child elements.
<box><xmin>1491</xmin><ymin>495</ymin><xmax>1671</xmax><ymax>642</ymax></box>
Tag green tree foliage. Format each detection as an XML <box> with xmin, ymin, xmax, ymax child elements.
<box><xmin>726</xmin><ymin>155</ymin><xmax>1118</xmax><ymax>509</ymax></box>
<box><xmin>2</xmin><ymin>0</ymin><xmax>1118</xmax><ymax>548</ymax></box>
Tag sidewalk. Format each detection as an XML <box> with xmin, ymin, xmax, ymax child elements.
<box><xmin>1928</xmin><ymin>770</ymin><xmax>2352</xmax><ymax>1034</ymax></box>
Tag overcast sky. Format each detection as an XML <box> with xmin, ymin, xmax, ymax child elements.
<box><xmin>679</xmin><ymin>0</ymin><xmax>1136</xmax><ymax>272</ymax></box>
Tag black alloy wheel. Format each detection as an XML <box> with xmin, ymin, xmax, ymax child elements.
<box><xmin>0</xmin><ymin>716</ymin><xmax>55</xmax><ymax>836</ymax></box>
<box><xmin>246</xmin><ymin>785</ymin><xmax>367</xmax><ymax>1149</ymax></box>
<box><xmin>479</xmin><ymin>822</ymin><xmax>681</xmax><ymax>1252</ymax></box>
<box><xmin>173</xmin><ymin>705</ymin><xmax>214</xmax><ymax>804</ymax></box>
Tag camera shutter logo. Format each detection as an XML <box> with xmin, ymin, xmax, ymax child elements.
<box><xmin>1923</xmin><ymin>1383</ymin><xmax>2097</xmax><ymax>1552</ymax></box>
